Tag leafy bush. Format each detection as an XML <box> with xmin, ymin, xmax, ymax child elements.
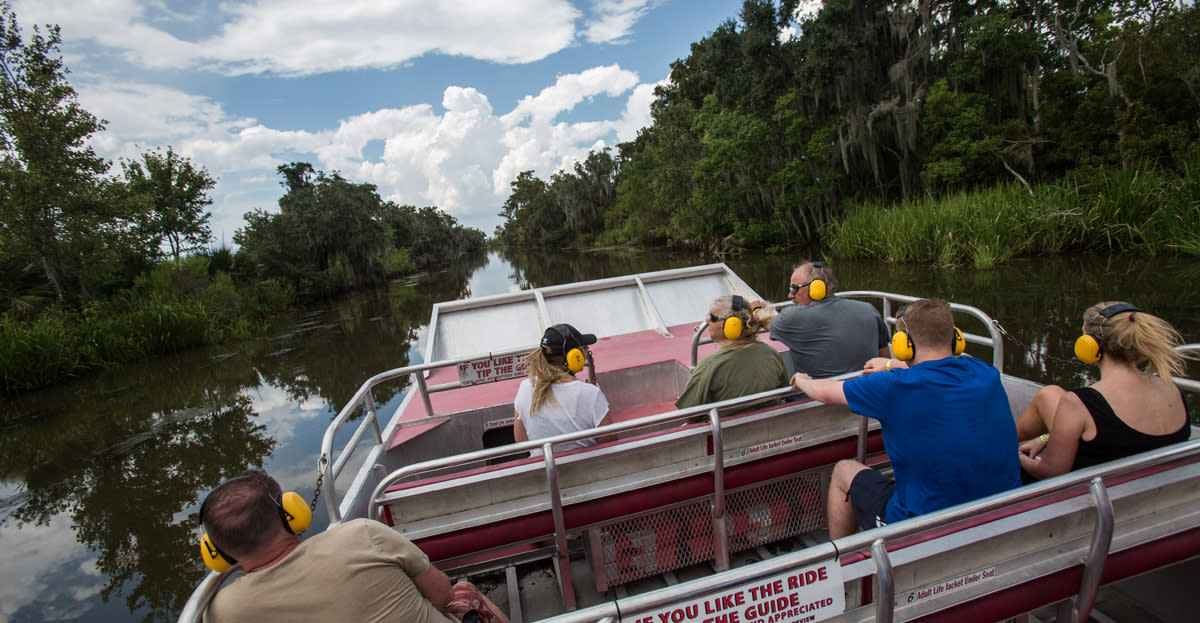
<box><xmin>135</xmin><ymin>256</ymin><xmax>213</xmax><ymax>300</ymax></box>
<box><xmin>384</xmin><ymin>247</ymin><xmax>417</xmax><ymax>276</ymax></box>
<box><xmin>240</xmin><ymin>279</ymin><xmax>294</xmax><ymax>321</ymax></box>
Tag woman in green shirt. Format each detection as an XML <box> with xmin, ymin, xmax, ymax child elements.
<box><xmin>675</xmin><ymin>294</ymin><xmax>788</xmax><ymax>416</ymax></box>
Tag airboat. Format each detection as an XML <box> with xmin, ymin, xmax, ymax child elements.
<box><xmin>180</xmin><ymin>263</ymin><xmax>1200</xmax><ymax>623</ymax></box>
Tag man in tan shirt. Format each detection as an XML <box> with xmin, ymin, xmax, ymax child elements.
<box><xmin>200</xmin><ymin>469</ymin><xmax>507</xmax><ymax>623</ymax></box>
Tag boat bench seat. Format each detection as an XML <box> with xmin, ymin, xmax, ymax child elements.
<box><xmin>377</xmin><ymin>400</ymin><xmax>883</xmax><ymax>585</ymax></box>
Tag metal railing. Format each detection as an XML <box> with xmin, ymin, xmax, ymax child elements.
<box><xmin>534</xmin><ymin>437</ymin><xmax>1200</xmax><ymax>623</ymax></box>
<box><xmin>1176</xmin><ymin>343</ymin><xmax>1200</xmax><ymax>393</ymax></box>
<box><xmin>318</xmin><ymin>344</ymin><xmax>598</xmax><ymax>521</ymax></box>
<box><xmin>364</xmin><ymin>375</ymin><xmax>867</xmax><ymax>607</ymax></box>
<box><xmin>364</xmin><ymin>379</ymin><xmax>838</xmax><ymax>520</ymax></box>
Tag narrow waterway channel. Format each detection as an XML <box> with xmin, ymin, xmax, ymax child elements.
<box><xmin>0</xmin><ymin>250</ymin><xmax>1197</xmax><ymax>622</ymax></box>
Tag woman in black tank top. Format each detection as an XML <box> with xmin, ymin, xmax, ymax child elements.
<box><xmin>1015</xmin><ymin>302</ymin><xmax>1192</xmax><ymax>480</ymax></box>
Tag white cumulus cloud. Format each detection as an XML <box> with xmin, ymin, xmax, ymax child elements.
<box><xmin>18</xmin><ymin>0</ymin><xmax>584</xmax><ymax>76</ymax></box>
<box><xmin>583</xmin><ymin>0</ymin><xmax>656</xmax><ymax>44</ymax></box>
<box><xmin>75</xmin><ymin>63</ymin><xmax>662</xmax><ymax>236</ymax></box>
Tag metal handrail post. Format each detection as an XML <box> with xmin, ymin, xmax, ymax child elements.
<box><xmin>414</xmin><ymin>370</ymin><xmax>434</xmax><ymax>417</ymax></box>
<box><xmin>363</xmin><ymin>393</ymin><xmax>383</xmax><ymax>443</ymax></box>
<box><xmin>1071</xmin><ymin>478</ymin><xmax>1114</xmax><ymax>623</ymax></box>
<box><xmin>330</xmin><ymin>395</ymin><xmax>384</xmax><ymax>482</ymax></box>
<box><xmin>544</xmin><ymin>443</ymin><xmax>577</xmax><ymax>611</ymax></box>
<box><xmin>709</xmin><ymin>407</ymin><xmax>730</xmax><ymax>571</ymax></box>
<box><xmin>871</xmin><ymin>539</ymin><xmax>895</xmax><ymax>623</ymax></box>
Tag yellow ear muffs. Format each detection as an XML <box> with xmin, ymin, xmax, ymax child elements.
<box><xmin>952</xmin><ymin>327</ymin><xmax>966</xmax><ymax>355</ymax></box>
<box><xmin>891</xmin><ymin>305</ymin><xmax>914</xmax><ymax>361</ymax></box>
<box><xmin>198</xmin><ymin>485</ymin><xmax>312</xmax><ymax>572</ymax></box>
<box><xmin>565</xmin><ymin>347</ymin><xmax>586</xmax><ymax>373</ymax></box>
<box><xmin>547</xmin><ymin>324</ymin><xmax>587</xmax><ymax>373</ymax></box>
<box><xmin>1073</xmin><ymin>303</ymin><xmax>1142</xmax><ymax>364</ymax></box>
<box><xmin>1074</xmin><ymin>334</ymin><xmax>1102</xmax><ymax>364</ymax></box>
<box><xmin>279</xmin><ymin>491</ymin><xmax>312</xmax><ymax>534</ymax></box>
<box><xmin>806</xmin><ymin>261</ymin><xmax>828</xmax><ymax>301</ymax></box>
<box><xmin>807</xmin><ymin>279</ymin><xmax>826</xmax><ymax>301</ymax></box>
<box><xmin>722</xmin><ymin>295</ymin><xmax>747</xmax><ymax>339</ymax></box>
<box><xmin>200</xmin><ymin>533</ymin><xmax>235</xmax><ymax>573</ymax></box>
<box><xmin>891</xmin><ymin>331</ymin><xmax>915</xmax><ymax>361</ymax></box>
<box><xmin>722</xmin><ymin>316</ymin><xmax>745</xmax><ymax>340</ymax></box>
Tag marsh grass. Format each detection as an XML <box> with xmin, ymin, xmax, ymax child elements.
<box><xmin>826</xmin><ymin>162</ymin><xmax>1200</xmax><ymax>266</ymax></box>
<box><xmin>0</xmin><ymin>312</ymin><xmax>83</xmax><ymax>393</ymax></box>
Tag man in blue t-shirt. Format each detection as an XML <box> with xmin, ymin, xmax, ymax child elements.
<box><xmin>790</xmin><ymin>298</ymin><xmax>1021</xmax><ymax>539</ymax></box>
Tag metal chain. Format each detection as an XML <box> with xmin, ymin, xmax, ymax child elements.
<box><xmin>991</xmin><ymin>319</ymin><xmax>1087</xmax><ymax>368</ymax></box>
<box><xmin>309</xmin><ymin>453</ymin><xmax>329</xmax><ymax>512</ymax></box>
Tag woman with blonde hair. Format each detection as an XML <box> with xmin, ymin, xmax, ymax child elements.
<box><xmin>1018</xmin><ymin>302</ymin><xmax>1192</xmax><ymax>480</ymax></box>
<box><xmin>675</xmin><ymin>295</ymin><xmax>788</xmax><ymax>415</ymax></box>
<box><xmin>513</xmin><ymin>324</ymin><xmax>614</xmax><ymax>457</ymax></box>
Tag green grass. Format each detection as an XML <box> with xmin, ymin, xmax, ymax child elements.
<box><xmin>825</xmin><ymin>162</ymin><xmax>1200</xmax><ymax>267</ymax></box>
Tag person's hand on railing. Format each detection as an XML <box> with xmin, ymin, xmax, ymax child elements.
<box><xmin>863</xmin><ymin>357</ymin><xmax>905</xmax><ymax>375</ymax></box>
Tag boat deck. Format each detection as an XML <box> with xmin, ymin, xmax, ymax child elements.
<box><xmin>392</xmin><ymin>321</ymin><xmax>786</xmax><ymax>448</ymax></box>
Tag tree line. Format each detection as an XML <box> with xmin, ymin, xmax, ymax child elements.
<box><xmin>0</xmin><ymin>2</ymin><xmax>484</xmax><ymax>391</ymax></box>
<box><xmin>495</xmin><ymin>0</ymin><xmax>1200</xmax><ymax>256</ymax></box>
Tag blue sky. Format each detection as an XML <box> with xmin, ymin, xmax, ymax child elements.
<box><xmin>13</xmin><ymin>0</ymin><xmax>781</xmax><ymax>241</ymax></box>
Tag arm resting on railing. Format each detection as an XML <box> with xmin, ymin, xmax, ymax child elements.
<box><xmin>790</xmin><ymin>373</ymin><xmax>848</xmax><ymax>406</ymax></box>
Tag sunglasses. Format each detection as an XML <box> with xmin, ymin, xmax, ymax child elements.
<box><xmin>708</xmin><ymin>313</ymin><xmax>721</xmax><ymax>324</ymax></box>
<box><xmin>789</xmin><ymin>282</ymin><xmax>812</xmax><ymax>294</ymax></box>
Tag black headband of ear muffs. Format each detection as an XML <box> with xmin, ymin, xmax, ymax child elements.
<box><xmin>1097</xmin><ymin>303</ymin><xmax>1141</xmax><ymax>320</ymax></box>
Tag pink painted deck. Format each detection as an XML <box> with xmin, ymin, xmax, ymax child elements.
<box><xmin>388</xmin><ymin>323</ymin><xmax>789</xmax><ymax>448</ymax></box>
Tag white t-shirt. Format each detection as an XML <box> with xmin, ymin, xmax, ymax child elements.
<box><xmin>514</xmin><ymin>378</ymin><xmax>610</xmax><ymax>456</ymax></box>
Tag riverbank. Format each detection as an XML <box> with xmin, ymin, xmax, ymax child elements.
<box><xmin>0</xmin><ymin>266</ymin><xmax>293</xmax><ymax>394</ymax></box>
<box><xmin>8</xmin><ymin>160</ymin><xmax>1199</xmax><ymax>395</ymax></box>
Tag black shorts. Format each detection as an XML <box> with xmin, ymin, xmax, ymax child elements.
<box><xmin>848</xmin><ymin>469</ymin><xmax>895</xmax><ymax>531</ymax></box>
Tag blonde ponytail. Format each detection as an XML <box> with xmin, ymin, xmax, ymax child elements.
<box><xmin>524</xmin><ymin>346</ymin><xmax>576</xmax><ymax>413</ymax></box>
<box><xmin>1089</xmin><ymin>302</ymin><xmax>1193</xmax><ymax>391</ymax></box>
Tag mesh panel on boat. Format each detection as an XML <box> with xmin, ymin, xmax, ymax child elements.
<box><xmin>585</xmin><ymin>468</ymin><xmax>827</xmax><ymax>591</ymax></box>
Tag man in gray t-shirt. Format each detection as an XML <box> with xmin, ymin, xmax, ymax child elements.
<box><xmin>765</xmin><ymin>262</ymin><xmax>890</xmax><ymax>378</ymax></box>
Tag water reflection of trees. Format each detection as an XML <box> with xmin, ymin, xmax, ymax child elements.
<box><xmin>252</xmin><ymin>251</ymin><xmax>487</xmax><ymax>411</ymax></box>
<box><xmin>0</xmin><ymin>256</ymin><xmax>486</xmax><ymax>622</ymax></box>
<box><xmin>2</xmin><ymin>387</ymin><xmax>274</xmax><ymax>623</ymax></box>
